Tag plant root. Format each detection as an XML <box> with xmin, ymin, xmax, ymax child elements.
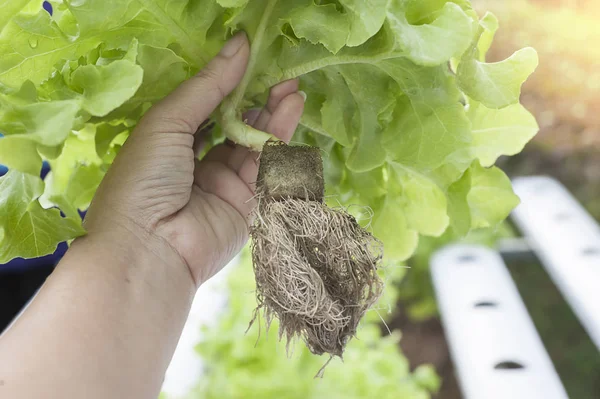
<box><xmin>249</xmin><ymin>195</ymin><xmax>384</xmax><ymax>369</ymax></box>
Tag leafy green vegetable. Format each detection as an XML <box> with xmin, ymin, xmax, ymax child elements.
<box><xmin>0</xmin><ymin>0</ymin><xmax>537</xmax><ymax>263</ymax></box>
<box><xmin>469</xmin><ymin>103</ymin><xmax>539</xmax><ymax>167</ymax></box>
<box><xmin>70</xmin><ymin>59</ymin><xmax>144</xmax><ymax>117</ymax></box>
<box><xmin>458</xmin><ymin>47</ymin><xmax>539</xmax><ymax>109</ymax></box>
<box><xmin>0</xmin><ymin>169</ymin><xmax>85</xmax><ymax>263</ymax></box>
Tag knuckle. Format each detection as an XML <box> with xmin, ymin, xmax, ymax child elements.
<box><xmin>194</xmin><ymin>65</ymin><xmax>221</xmax><ymax>82</ymax></box>
<box><xmin>147</xmin><ymin>114</ymin><xmax>197</xmax><ymax>135</ymax></box>
<box><xmin>194</xmin><ymin>65</ymin><xmax>227</xmax><ymax>100</ymax></box>
<box><xmin>270</xmin><ymin>83</ymin><xmax>287</xmax><ymax>99</ymax></box>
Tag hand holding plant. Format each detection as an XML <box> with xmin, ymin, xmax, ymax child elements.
<box><xmin>83</xmin><ymin>32</ymin><xmax>304</xmax><ymax>286</ymax></box>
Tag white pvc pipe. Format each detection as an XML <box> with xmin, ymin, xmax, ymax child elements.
<box><xmin>512</xmin><ymin>176</ymin><xmax>600</xmax><ymax>350</ymax></box>
<box><xmin>431</xmin><ymin>245</ymin><xmax>568</xmax><ymax>399</ymax></box>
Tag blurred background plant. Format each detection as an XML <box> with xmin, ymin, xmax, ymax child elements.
<box><xmin>183</xmin><ymin>250</ymin><xmax>439</xmax><ymax>399</ymax></box>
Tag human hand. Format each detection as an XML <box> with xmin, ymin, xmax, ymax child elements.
<box><xmin>82</xmin><ymin>32</ymin><xmax>305</xmax><ymax>287</ymax></box>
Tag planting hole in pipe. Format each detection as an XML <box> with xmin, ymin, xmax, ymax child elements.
<box><xmin>474</xmin><ymin>301</ymin><xmax>498</xmax><ymax>308</ymax></box>
<box><xmin>494</xmin><ymin>361</ymin><xmax>525</xmax><ymax>370</ymax></box>
<box><xmin>554</xmin><ymin>212</ymin><xmax>572</xmax><ymax>222</ymax></box>
<box><xmin>581</xmin><ymin>247</ymin><xmax>600</xmax><ymax>257</ymax></box>
<box><xmin>457</xmin><ymin>254</ymin><xmax>477</xmax><ymax>264</ymax></box>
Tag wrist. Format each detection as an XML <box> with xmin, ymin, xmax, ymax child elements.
<box><xmin>69</xmin><ymin>219</ymin><xmax>197</xmax><ymax>297</ymax></box>
<box><xmin>8</xmin><ymin>217</ymin><xmax>199</xmax><ymax>399</ymax></box>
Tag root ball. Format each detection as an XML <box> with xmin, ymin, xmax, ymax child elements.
<box><xmin>250</xmin><ymin>143</ymin><xmax>384</xmax><ymax>367</ymax></box>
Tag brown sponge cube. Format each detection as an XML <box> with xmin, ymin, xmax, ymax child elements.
<box><xmin>257</xmin><ymin>142</ymin><xmax>324</xmax><ymax>202</ymax></box>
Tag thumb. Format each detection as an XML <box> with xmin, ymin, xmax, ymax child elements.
<box><xmin>84</xmin><ymin>33</ymin><xmax>250</xmax><ymax>230</ymax></box>
<box><xmin>137</xmin><ymin>32</ymin><xmax>250</xmax><ymax>135</ymax></box>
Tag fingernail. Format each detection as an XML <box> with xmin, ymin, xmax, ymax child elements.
<box><xmin>219</xmin><ymin>32</ymin><xmax>247</xmax><ymax>58</ymax></box>
<box><xmin>298</xmin><ymin>90</ymin><xmax>307</xmax><ymax>103</ymax></box>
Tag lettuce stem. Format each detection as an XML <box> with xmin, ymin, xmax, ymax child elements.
<box><xmin>219</xmin><ymin>0</ymin><xmax>279</xmax><ymax>151</ymax></box>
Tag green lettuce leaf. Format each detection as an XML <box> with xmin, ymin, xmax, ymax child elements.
<box><xmin>70</xmin><ymin>59</ymin><xmax>144</xmax><ymax>117</ymax></box>
<box><xmin>469</xmin><ymin>102</ymin><xmax>539</xmax><ymax>167</ymax></box>
<box><xmin>455</xmin><ymin>10</ymin><xmax>537</xmax><ymax>110</ymax></box>
<box><xmin>389</xmin><ymin>1</ymin><xmax>475</xmax><ymax>66</ymax></box>
<box><xmin>0</xmin><ymin>0</ymin><xmax>538</xmax><ymax>263</ymax></box>
<box><xmin>0</xmin><ymin>135</ymin><xmax>43</xmax><ymax>175</ymax></box>
<box><xmin>40</xmin><ymin>127</ymin><xmax>105</xmax><ymax>219</ymax></box>
<box><xmin>467</xmin><ymin>162</ymin><xmax>520</xmax><ymax>230</ymax></box>
<box><xmin>0</xmin><ymin>170</ymin><xmax>85</xmax><ymax>263</ymax></box>
<box><xmin>447</xmin><ymin>161</ymin><xmax>520</xmax><ymax>236</ymax></box>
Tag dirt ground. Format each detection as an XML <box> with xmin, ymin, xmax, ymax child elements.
<box><xmin>389</xmin><ymin>303</ymin><xmax>462</xmax><ymax>399</ymax></box>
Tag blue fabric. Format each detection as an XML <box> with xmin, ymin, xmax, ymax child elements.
<box><xmin>43</xmin><ymin>1</ymin><xmax>53</xmax><ymax>16</ymax></box>
<box><xmin>1</xmin><ymin>243</ymin><xmax>67</xmax><ymax>273</ymax></box>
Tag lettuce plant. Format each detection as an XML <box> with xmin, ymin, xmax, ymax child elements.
<box><xmin>0</xmin><ymin>0</ymin><xmax>538</xmax><ymax>263</ymax></box>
